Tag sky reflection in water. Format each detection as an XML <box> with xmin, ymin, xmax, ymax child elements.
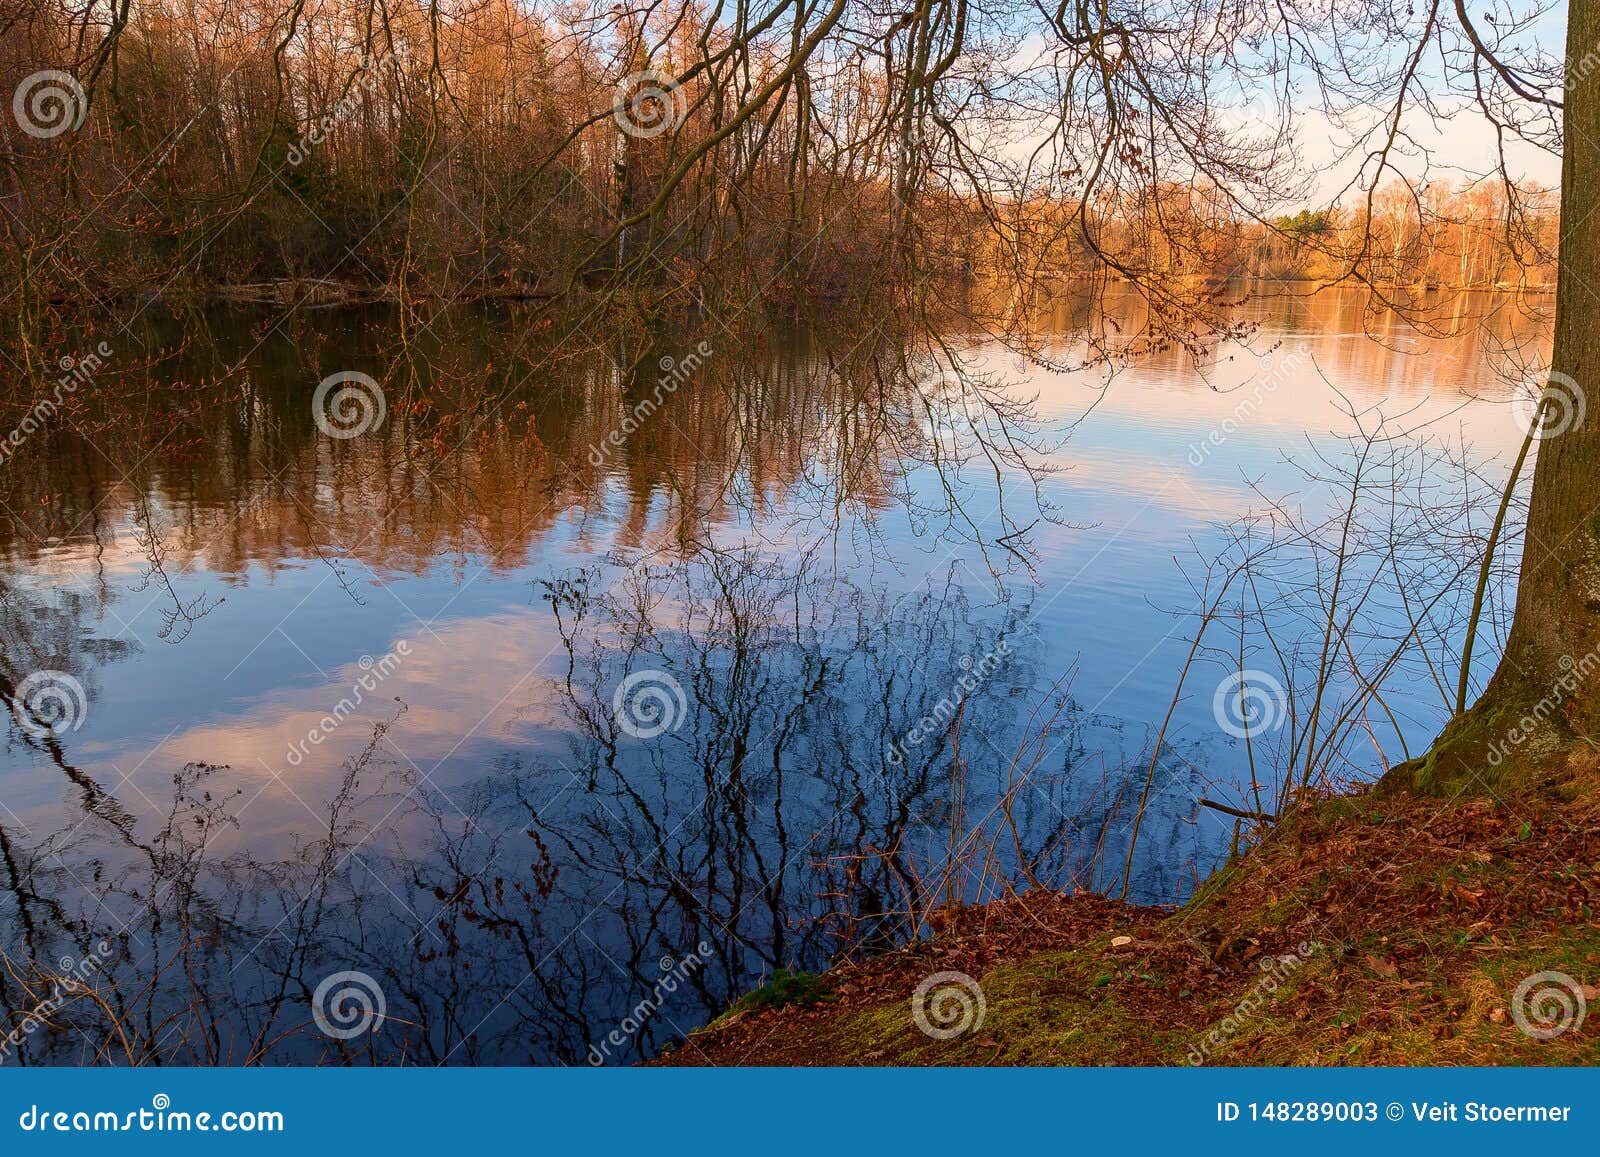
<box><xmin>0</xmin><ymin>287</ymin><xmax>1548</xmax><ymax>1063</ymax></box>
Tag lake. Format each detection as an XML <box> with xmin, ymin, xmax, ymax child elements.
<box><xmin>0</xmin><ymin>284</ymin><xmax>1549</xmax><ymax>1063</ymax></box>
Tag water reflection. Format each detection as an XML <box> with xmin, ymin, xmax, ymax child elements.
<box><xmin>0</xmin><ymin>310</ymin><xmax>944</xmax><ymax>572</ymax></box>
<box><xmin>0</xmin><ymin>286</ymin><xmax>1549</xmax><ymax>1064</ymax></box>
<box><xmin>0</xmin><ymin>541</ymin><xmax>1215</xmax><ymax>1064</ymax></box>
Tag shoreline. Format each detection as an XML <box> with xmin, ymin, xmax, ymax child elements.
<box><xmin>656</xmin><ymin>786</ymin><xmax>1599</xmax><ymax>1066</ymax></box>
<box><xmin>18</xmin><ymin>273</ymin><xmax>1556</xmax><ymax>314</ymax></box>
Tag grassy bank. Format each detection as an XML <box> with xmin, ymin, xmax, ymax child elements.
<box><xmin>658</xmin><ymin>788</ymin><xmax>1600</xmax><ymax>1066</ymax></box>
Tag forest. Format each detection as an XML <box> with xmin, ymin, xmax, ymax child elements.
<box><xmin>0</xmin><ymin>0</ymin><xmax>1594</xmax><ymax>1085</ymax></box>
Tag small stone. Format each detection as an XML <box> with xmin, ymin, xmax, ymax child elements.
<box><xmin>1110</xmin><ymin>935</ymin><xmax>1134</xmax><ymax>948</ymax></box>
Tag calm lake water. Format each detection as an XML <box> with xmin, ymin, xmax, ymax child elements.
<box><xmin>0</xmin><ymin>285</ymin><xmax>1548</xmax><ymax>1063</ymax></box>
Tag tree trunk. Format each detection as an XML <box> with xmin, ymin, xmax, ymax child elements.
<box><xmin>1395</xmin><ymin>0</ymin><xmax>1600</xmax><ymax>793</ymax></box>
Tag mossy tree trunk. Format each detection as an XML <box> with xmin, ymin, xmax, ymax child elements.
<box><xmin>1402</xmin><ymin>0</ymin><xmax>1600</xmax><ymax>793</ymax></box>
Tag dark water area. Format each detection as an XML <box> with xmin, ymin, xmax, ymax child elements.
<box><xmin>0</xmin><ymin>286</ymin><xmax>1549</xmax><ymax>1063</ymax></box>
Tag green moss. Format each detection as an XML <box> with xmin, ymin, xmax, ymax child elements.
<box><xmin>682</xmin><ymin>783</ymin><xmax>1599</xmax><ymax>1068</ymax></box>
<box><xmin>1383</xmin><ymin>694</ymin><xmax>1563</xmax><ymax>798</ymax></box>
<box><xmin>720</xmin><ymin>968</ymin><xmax>835</xmax><ymax>1019</ymax></box>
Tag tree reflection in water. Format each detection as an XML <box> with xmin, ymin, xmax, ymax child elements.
<box><xmin>0</xmin><ymin>299</ymin><xmax>1284</xmax><ymax>1064</ymax></box>
<box><xmin>0</xmin><ymin>538</ymin><xmax>1207</xmax><ymax>1065</ymax></box>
